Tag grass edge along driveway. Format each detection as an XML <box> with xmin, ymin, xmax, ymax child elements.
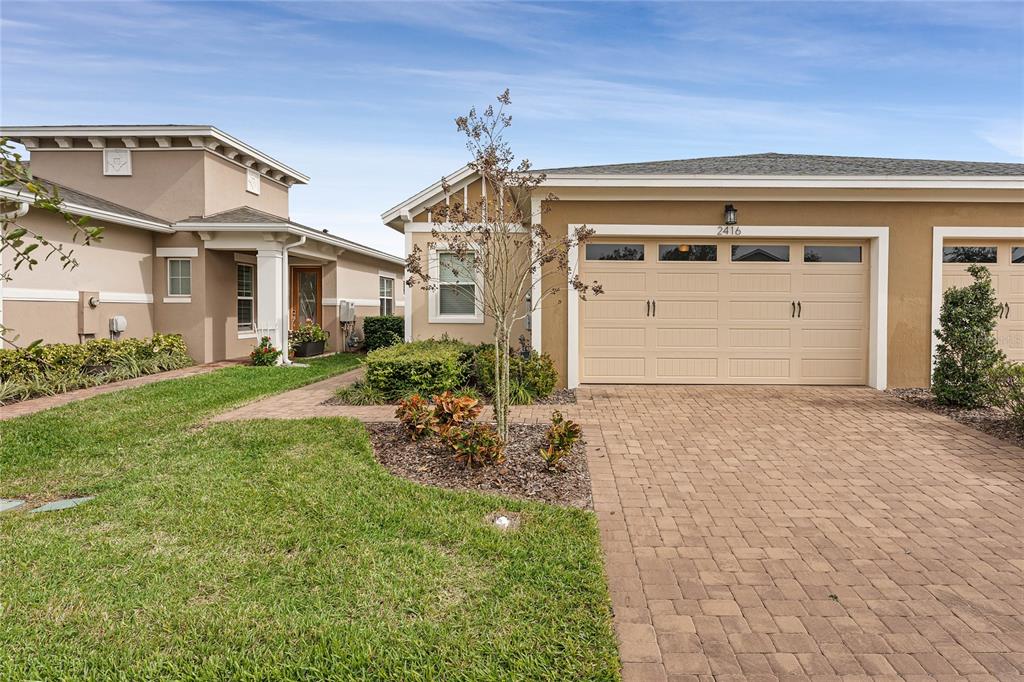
<box><xmin>0</xmin><ymin>355</ymin><xmax>620</xmax><ymax>680</ymax></box>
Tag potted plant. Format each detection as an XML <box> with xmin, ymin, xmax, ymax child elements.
<box><xmin>289</xmin><ymin>319</ymin><xmax>329</xmax><ymax>358</ymax></box>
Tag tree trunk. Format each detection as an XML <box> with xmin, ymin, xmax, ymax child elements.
<box><xmin>493</xmin><ymin>321</ymin><xmax>512</xmax><ymax>443</ymax></box>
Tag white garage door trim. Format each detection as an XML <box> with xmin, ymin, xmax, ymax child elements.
<box><xmin>568</xmin><ymin>224</ymin><xmax>890</xmax><ymax>390</ymax></box>
<box><xmin>931</xmin><ymin>226</ymin><xmax>1024</xmax><ymax>370</ymax></box>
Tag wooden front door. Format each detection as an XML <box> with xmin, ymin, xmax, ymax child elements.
<box><xmin>290</xmin><ymin>267</ymin><xmax>321</xmax><ymax>328</ymax></box>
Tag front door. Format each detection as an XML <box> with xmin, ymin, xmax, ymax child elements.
<box><xmin>290</xmin><ymin>267</ymin><xmax>321</xmax><ymax>328</ymax></box>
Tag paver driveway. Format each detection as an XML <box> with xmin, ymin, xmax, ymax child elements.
<box><xmin>582</xmin><ymin>385</ymin><xmax>1024</xmax><ymax>681</ymax></box>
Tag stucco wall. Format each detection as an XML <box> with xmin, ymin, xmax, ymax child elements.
<box><xmin>153</xmin><ymin>232</ymin><xmax>209</xmax><ymax>362</ymax></box>
<box><xmin>203</xmin><ymin>153</ymin><xmax>289</xmax><ymax>219</ymax></box>
<box><xmin>407</xmin><ymin>231</ymin><xmax>528</xmax><ymax>345</ymax></box>
<box><xmin>28</xmin><ymin>149</ymin><xmax>206</xmax><ymax>222</ymax></box>
<box><xmin>3</xmin><ymin>210</ymin><xmax>156</xmax><ymax>345</ymax></box>
<box><xmin>536</xmin><ymin>196</ymin><xmax>1024</xmax><ymax>389</ymax></box>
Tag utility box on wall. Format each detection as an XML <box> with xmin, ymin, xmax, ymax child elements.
<box><xmin>78</xmin><ymin>291</ymin><xmax>99</xmax><ymax>341</ymax></box>
<box><xmin>339</xmin><ymin>300</ymin><xmax>356</xmax><ymax>323</ymax></box>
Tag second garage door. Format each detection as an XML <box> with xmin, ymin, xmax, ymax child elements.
<box><xmin>580</xmin><ymin>239</ymin><xmax>869</xmax><ymax>384</ymax></box>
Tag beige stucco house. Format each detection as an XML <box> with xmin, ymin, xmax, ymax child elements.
<box><xmin>383</xmin><ymin>153</ymin><xmax>1024</xmax><ymax>390</ymax></box>
<box><xmin>1</xmin><ymin>125</ymin><xmax>404</xmax><ymax>362</ymax></box>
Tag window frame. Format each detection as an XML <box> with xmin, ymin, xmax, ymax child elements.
<box><xmin>584</xmin><ymin>243</ymin><xmax>646</xmax><ymax>262</ymax></box>
<box><xmin>730</xmin><ymin>244</ymin><xmax>791</xmax><ymax>263</ymax></box>
<box><xmin>236</xmin><ymin>263</ymin><xmax>255</xmax><ymax>334</ymax></box>
<box><xmin>379</xmin><ymin>275</ymin><xmax>395</xmax><ymax>316</ymax></box>
<box><xmin>942</xmin><ymin>245</ymin><xmax>998</xmax><ymax>264</ymax></box>
<box><xmin>428</xmin><ymin>246</ymin><xmax>483</xmax><ymax>324</ymax></box>
<box><xmin>658</xmin><ymin>243</ymin><xmax>718</xmax><ymax>262</ymax></box>
<box><xmin>167</xmin><ymin>258</ymin><xmax>192</xmax><ymax>297</ymax></box>
<box><xmin>803</xmin><ymin>244</ymin><xmax>863</xmax><ymax>264</ymax></box>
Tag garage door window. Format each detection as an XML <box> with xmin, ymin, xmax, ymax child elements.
<box><xmin>942</xmin><ymin>246</ymin><xmax>997</xmax><ymax>263</ymax></box>
<box><xmin>659</xmin><ymin>244</ymin><xmax>717</xmax><ymax>261</ymax></box>
<box><xmin>1012</xmin><ymin>247</ymin><xmax>1024</xmax><ymax>264</ymax></box>
<box><xmin>804</xmin><ymin>245</ymin><xmax>862</xmax><ymax>263</ymax></box>
<box><xmin>586</xmin><ymin>243</ymin><xmax>644</xmax><ymax>261</ymax></box>
<box><xmin>731</xmin><ymin>245</ymin><xmax>789</xmax><ymax>262</ymax></box>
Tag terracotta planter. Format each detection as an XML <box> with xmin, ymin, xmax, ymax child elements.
<box><xmin>292</xmin><ymin>340</ymin><xmax>326</xmax><ymax>358</ymax></box>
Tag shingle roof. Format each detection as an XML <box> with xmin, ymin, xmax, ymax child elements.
<box><xmin>540</xmin><ymin>153</ymin><xmax>1024</xmax><ymax>177</ymax></box>
<box><xmin>180</xmin><ymin>206</ymin><xmax>292</xmax><ymax>224</ymax></box>
<box><xmin>5</xmin><ymin>176</ymin><xmax>169</xmax><ymax>225</ymax></box>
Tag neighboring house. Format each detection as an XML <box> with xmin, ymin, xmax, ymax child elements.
<box><xmin>383</xmin><ymin>153</ymin><xmax>1024</xmax><ymax>390</ymax></box>
<box><xmin>0</xmin><ymin>125</ymin><xmax>404</xmax><ymax>362</ymax></box>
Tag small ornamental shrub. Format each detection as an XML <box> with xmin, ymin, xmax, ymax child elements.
<box><xmin>431</xmin><ymin>390</ymin><xmax>483</xmax><ymax>438</ymax></box>
<box><xmin>0</xmin><ymin>333</ymin><xmax>192</xmax><ymax>404</ymax></box>
<box><xmin>988</xmin><ymin>361</ymin><xmax>1024</xmax><ymax>425</ymax></box>
<box><xmin>932</xmin><ymin>264</ymin><xmax>1005</xmax><ymax>407</ymax></box>
<box><xmin>395</xmin><ymin>394</ymin><xmax>437</xmax><ymax>441</ymax></box>
<box><xmin>250</xmin><ymin>336</ymin><xmax>282</xmax><ymax>366</ymax></box>
<box><xmin>447</xmin><ymin>423</ymin><xmax>504</xmax><ymax>467</ymax></box>
<box><xmin>289</xmin><ymin>320</ymin><xmax>329</xmax><ymax>349</ymax></box>
<box><xmin>363</xmin><ymin>315</ymin><xmax>404</xmax><ymax>351</ymax></box>
<box><xmin>473</xmin><ymin>346</ymin><xmax>558</xmax><ymax>404</ymax></box>
<box><xmin>364</xmin><ymin>339</ymin><xmax>471</xmax><ymax>400</ymax></box>
<box><xmin>539</xmin><ymin>410</ymin><xmax>583</xmax><ymax>469</ymax></box>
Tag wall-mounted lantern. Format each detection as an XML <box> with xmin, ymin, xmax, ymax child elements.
<box><xmin>724</xmin><ymin>203</ymin><xmax>738</xmax><ymax>225</ymax></box>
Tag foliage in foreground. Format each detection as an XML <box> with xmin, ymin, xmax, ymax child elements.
<box><xmin>988</xmin><ymin>360</ymin><xmax>1024</xmax><ymax>425</ymax></box>
<box><xmin>540</xmin><ymin>410</ymin><xmax>583</xmax><ymax>469</ymax></box>
<box><xmin>0</xmin><ymin>333</ymin><xmax>192</xmax><ymax>404</ymax></box>
<box><xmin>474</xmin><ymin>343</ymin><xmax>558</xmax><ymax>405</ymax></box>
<box><xmin>249</xmin><ymin>336</ymin><xmax>282</xmax><ymax>366</ymax></box>
<box><xmin>0</xmin><ymin>354</ymin><xmax>617</xmax><ymax>680</ymax></box>
<box><xmin>395</xmin><ymin>391</ymin><xmax>504</xmax><ymax>467</ymax></box>
<box><xmin>932</xmin><ymin>264</ymin><xmax>1004</xmax><ymax>407</ymax></box>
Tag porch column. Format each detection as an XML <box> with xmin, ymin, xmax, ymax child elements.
<box><xmin>256</xmin><ymin>247</ymin><xmax>286</xmax><ymax>361</ymax></box>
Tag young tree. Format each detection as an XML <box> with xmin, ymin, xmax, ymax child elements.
<box><xmin>0</xmin><ymin>138</ymin><xmax>104</xmax><ymax>347</ymax></box>
<box><xmin>405</xmin><ymin>90</ymin><xmax>602</xmax><ymax>443</ymax></box>
<box><xmin>932</xmin><ymin>263</ymin><xmax>1004</xmax><ymax>407</ymax></box>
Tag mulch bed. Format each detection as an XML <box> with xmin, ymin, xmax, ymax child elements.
<box><xmin>888</xmin><ymin>388</ymin><xmax>1024</xmax><ymax>449</ymax></box>
<box><xmin>365</xmin><ymin>422</ymin><xmax>592</xmax><ymax>508</ymax></box>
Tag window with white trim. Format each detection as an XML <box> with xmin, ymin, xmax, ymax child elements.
<box><xmin>237</xmin><ymin>263</ymin><xmax>254</xmax><ymax>332</ymax></box>
<box><xmin>437</xmin><ymin>251</ymin><xmax>477</xmax><ymax>317</ymax></box>
<box><xmin>379</xmin><ymin>276</ymin><xmax>394</xmax><ymax>316</ymax></box>
<box><xmin>167</xmin><ymin>258</ymin><xmax>192</xmax><ymax>296</ymax></box>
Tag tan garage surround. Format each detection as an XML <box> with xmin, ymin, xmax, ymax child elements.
<box><xmin>579</xmin><ymin>236</ymin><xmax>870</xmax><ymax>385</ymax></box>
<box><xmin>568</xmin><ymin>225</ymin><xmax>888</xmax><ymax>389</ymax></box>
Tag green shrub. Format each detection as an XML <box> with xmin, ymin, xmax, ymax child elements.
<box><xmin>473</xmin><ymin>345</ymin><xmax>558</xmax><ymax>404</ymax></box>
<box><xmin>539</xmin><ymin>410</ymin><xmax>582</xmax><ymax>470</ymax></box>
<box><xmin>447</xmin><ymin>422</ymin><xmax>504</xmax><ymax>467</ymax></box>
<box><xmin>932</xmin><ymin>264</ymin><xmax>1005</xmax><ymax>407</ymax></box>
<box><xmin>364</xmin><ymin>339</ymin><xmax>471</xmax><ymax>400</ymax></box>
<box><xmin>333</xmin><ymin>381</ymin><xmax>386</xmax><ymax>405</ymax></box>
<box><xmin>363</xmin><ymin>316</ymin><xmax>404</xmax><ymax>351</ymax></box>
<box><xmin>988</xmin><ymin>361</ymin><xmax>1024</xmax><ymax>424</ymax></box>
<box><xmin>0</xmin><ymin>333</ymin><xmax>192</xmax><ymax>404</ymax></box>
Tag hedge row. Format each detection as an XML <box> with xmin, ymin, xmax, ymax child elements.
<box><xmin>0</xmin><ymin>334</ymin><xmax>193</xmax><ymax>404</ymax></box>
<box><xmin>364</xmin><ymin>339</ymin><xmax>472</xmax><ymax>400</ymax></box>
<box><xmin>362</xmin><ymin>315</ymin><xmax>404</xmax><ymax>352</ymax></box>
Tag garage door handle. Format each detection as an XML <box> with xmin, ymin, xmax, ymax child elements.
<box><xmin>797</xmin><ymin>301</ymin><xmax>802</xmax><ymax>318</ymax></box>
<box><xmin>652</xmin><ymin>300</ymin><xmax>656</xmax><ymax>317</ymax></box>
<box><xmin>646</xmin><ymin>300</ymin><xmax>651</xmax><ymax>317</ymax></box>
<box><xmin>1004</xmin><ymin>302</ymin><xmax>1011</xmax><ymax>319</ymax></box>
<box><xmin>791</xmin><ymin>301</ymin><xmax>796</xmax><ymax>318</ymax></box>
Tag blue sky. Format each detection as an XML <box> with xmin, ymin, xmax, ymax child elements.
<box><xmin>2</xmin><ymin>1</ymin><xmax>1022</xmax><ymax>255</ymax></box>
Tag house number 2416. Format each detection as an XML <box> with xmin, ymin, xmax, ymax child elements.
<box><xmin>717</xmin><ymin>225</ymin><xmax>742</xmax><ymax>235</ymax></box>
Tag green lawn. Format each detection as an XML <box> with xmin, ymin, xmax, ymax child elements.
<box><xmin>0</xmin><ymin>354</ymin><xmax>619</xmax><ymax>680</ymax></box>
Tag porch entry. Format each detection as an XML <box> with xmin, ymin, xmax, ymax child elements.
<box><xmin>290</xmin><ymin>266</ymin><xmax>322</xmax><ymax>328</ymax></box>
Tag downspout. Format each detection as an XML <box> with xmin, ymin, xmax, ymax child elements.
<box><xmin>0</xmin><ymin>201</ymin><xmax>31</xmax><ymax>349</ymax></box>
<box><xmin>280</xmin><ymin>234</ymin><xmax>306</xmax><ymax>365</ymax></box>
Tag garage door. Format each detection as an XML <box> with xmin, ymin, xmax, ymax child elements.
<box><xmin>942</xmin><ymin>241</ymin><xmax>1024</xmax><ymax>361</ymax></box>
<box><xmin>580</xmin><ymin>239</ymin><xmax>869</xmax><ymax>384</ymax></box>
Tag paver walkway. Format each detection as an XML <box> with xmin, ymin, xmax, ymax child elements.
<box><xmin>582</xmin><ymin>385</ymin><xmax>1024</xmax><ymax>681</ymax></box>
<box><xmin>1</xmin><ymin>359</ymin><xmax>244</xmax><ymax>420</ymax></box>
<box><xmin>214</xmin><ymin>377</ymin><xmax>1024</xmax><ymax>680</ymax></box>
